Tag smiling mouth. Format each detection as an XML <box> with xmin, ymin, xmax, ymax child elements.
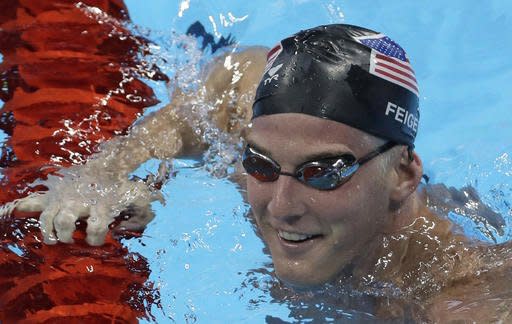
<box><xmin>278</xmin><ymin>230</ymin><xmax>322</xmax><ymax>243</ymax></box>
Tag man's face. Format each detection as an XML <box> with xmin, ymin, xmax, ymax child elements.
<box><xmin>246</xmin><ymin>113</ymin><xmax>393</xmax><ymax>287</ymax></box>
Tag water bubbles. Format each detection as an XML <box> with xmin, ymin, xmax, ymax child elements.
<box><xmin>182</xmin><ymin>233</ymin><xmax>191</xmax><ymax>242</ymax></box>
<box><xmin>495</xmin><ymin>153</ymin><xmax>512</xmax><ymax>177</ymax></box>
<box><xmin>76</xmin><ymin>2</ymin><xmax>121</xmax><ymax>28</ymax></box>
<box><xmin>219</xmin><ymin>12</ymin><xmax>249</xmax><ymax>28</ymax></box>
<box><xmin>178</xmin><ymin>0</ymin><xmax>191</xmax><ymax>18</ymax></box>
<box><xmin>86</xmin><ymin>6</ymin><xmax>103</xmax><ymax>16</ymax></box>
<box><xmin>230</xmin><ymin>242</ymin><xmax>243</xmax><ymax>252</ymax></box>
<box><xmin>205</xmin><ymin>217</ymin><xmax>220</xmax><ymax>234</ymax></box>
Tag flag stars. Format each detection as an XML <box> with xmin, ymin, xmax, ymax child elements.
<box><xmin>357</xmin><ymin>35</ymin><xmax>408</xmax><ymax>62</ymax></box>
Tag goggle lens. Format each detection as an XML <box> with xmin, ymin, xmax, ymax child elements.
<box><xmin>242</xmin><ymin>142</ymin><xmax>395</xmax><ymax>190</ymax></box>
<box><xmin>242</xmin><ymin>153</ymin><xmax>280</xmax><ymax>182</ymax></box>
<box><xmin>301</xmin><ymin>166</ymin><xmax>342</xmax><ymax>190</ymax></box>
<box><xmin>242</xmin><ymin>146</ymin><xmax>353</xmax><ymax>190</ymax></box>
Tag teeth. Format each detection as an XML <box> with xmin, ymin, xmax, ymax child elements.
<box><xmin>278</xmin><ymin>230</ymin><xmax>315</xmax><ymax>242</ymax></box>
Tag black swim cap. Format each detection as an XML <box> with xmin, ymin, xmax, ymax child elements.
<box><xmin>252</xmin><ymin>24</ymin><xmax>420</xmax><ymax>148</ymax></box>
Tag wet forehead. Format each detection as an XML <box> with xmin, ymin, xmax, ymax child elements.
<box><xmin>246</xmin><ymin>113</ymin><xmax>373</xmax><ymax>162</ymax></box>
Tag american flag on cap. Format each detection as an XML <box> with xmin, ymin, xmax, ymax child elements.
<box><xmin>264</xmin><ymin>42</ymin><xmax>283</xmax><ymax>74</ymax></box>
<box><xmin>354</xmin><ymin>33</ymin><xmax>419</xmax><ymax>97</ymax></box>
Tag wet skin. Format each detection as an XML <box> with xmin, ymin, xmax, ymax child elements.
<box><xmin>245</xmin><ymin>113</ymin><xmax>407</xmax><ymax>288</ymax></box>
<box><xmin>244</xmin><ymin>113</ymin><xmax>512</xmax><ymax>321</ymax></box>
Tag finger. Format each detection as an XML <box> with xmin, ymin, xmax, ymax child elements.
<box><xmin>145</xmin><ymin>160</ymin><xmax>172</xmax><ymax>191</ymax></box>
<box><xmin>86</xmin><ymin>204</ymin><xmax>112</xmax><ymax>246</ymax></box>
<box><xmin>16</xmin><ymin>193</ymin><xmax>47</xmax><ymax>212</ymax></box>
<box><xmin>53</xmin><ymin>208</ymin><xmax>80</xmax><ymax>244</ymax></box>
<box><xmin>151</xmin><ymin>190</ymin><xmax>166</xmax><ymax>205</ymax></box>
<box><xmin>156</xmin><ymin>161</ymin><xmax>171</xmax><ymax>183</ymax></box>
<box><xmin>115</xmin><ymin>204</ymin><xmax>155</xmax><ymax>232</ymax></box>
<box><xmin>39</xmin><ymin>202</ymin><xmax>60</xmax><ymax>245</ymax></box>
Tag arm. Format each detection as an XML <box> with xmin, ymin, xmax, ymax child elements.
<box><xmin>7</xmin><ymin>46</ymin><xmax>267</xmax><ymax>246</ymax></box>
<box><xmin>12</xmin><ymin>100</ymin><xmax>185</xmax><ymax>245</ymax></box>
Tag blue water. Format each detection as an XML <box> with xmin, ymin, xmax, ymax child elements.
<box><xmin>119</xmin><ymin>0</ymin><xmax>512</xmax><ymax>322</ymax></box>
<box><xmin>1</xmin><ymin>0</ymin><xmax>511</xmax><ymax>322</ymax></box>
<box><xmin>124</xmin><ymin>159</ymin><xmax>279</xmax><ymax>322</ymax></box>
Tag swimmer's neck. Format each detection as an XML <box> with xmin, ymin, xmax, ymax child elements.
<box><xmin>390</xmin><ymin>190</ymin><xmax>424</xmax><ymax>231</ymax></box>
<box><xmin>348</xmin><ymin>191</ymin><xmax>428</xmax><ymax>279</ymax></box>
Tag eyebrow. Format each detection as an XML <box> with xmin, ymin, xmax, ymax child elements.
<box><xmin>245</xmin><ymin>139</ymin><xmax>354</xmax><ymax>163</ymax></box>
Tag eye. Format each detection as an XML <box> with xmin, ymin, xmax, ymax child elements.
<box><xmin>301</xmin><ymin>166</ymin><xmax>328</xmax><ymax>179</ymax></box>
<box><xmin>242</xmin><ymin>147</ymin><xmax>280</xmax><ymax>182</ymax></box>
<box><xmin>301</xmin><ymin>165</ymin><xmax>341</xmax><ymax>190</ymax></box>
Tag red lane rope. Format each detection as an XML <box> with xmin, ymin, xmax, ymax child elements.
<box><xmin>0</xmin><ymin>1</ymin><xmax>166</xmax><ymax>322</ymax></box>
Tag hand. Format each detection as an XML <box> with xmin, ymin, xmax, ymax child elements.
<box><xmin>5</xmin><ymin>161</ymin><xmax>170</xmax><ymax>246</ymax></box>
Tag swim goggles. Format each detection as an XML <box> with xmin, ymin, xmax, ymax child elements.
<box><xmin>242</xmin><ymin>142</ymin><xmax>396</xmax><ymax>190</ymax></box>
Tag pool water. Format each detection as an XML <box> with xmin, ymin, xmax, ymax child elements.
<box><xmin>118</xmin><ymin>0</ymin><xmax>512</xmax><ymax>322</ymax></box>
<box><xmin>1</xmin><ymin>0</ymin><xmax>512</xmax><ymax>322</ymax></box>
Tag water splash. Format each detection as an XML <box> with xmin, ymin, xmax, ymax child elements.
<box><xmin>323</xmin><ymin>0</ymin><xmax>345</xmax><ymax>23</ymax></box>
<box><xmin>178</xmin><ymin>0</ymin><xmax>191</xmax><ymax>18</ymax></box>
<box><xmin>155</xmin><ymin>35</ymin><xmax>248</xmax><ymax>177</ymax></box>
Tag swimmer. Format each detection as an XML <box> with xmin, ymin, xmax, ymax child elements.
<box><xmin>6</xmin><ymin>24</ymin><xmax>512</xmax><ymax>321</ymax></box>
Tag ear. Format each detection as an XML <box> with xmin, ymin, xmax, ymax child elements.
<box><xmin>389</xmin><ymin>149</ymin><xmax>423</xmax><ymax>204</ymax></box>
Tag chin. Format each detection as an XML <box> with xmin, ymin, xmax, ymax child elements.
<box><xmin>274</xmin><ymin>263</ymin><xmax>335</xmax><ymax>289</ymax></box>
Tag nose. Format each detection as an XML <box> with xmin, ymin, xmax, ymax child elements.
<box><xmin>267</xmin><ymin>174</ymin><xmax>307</xmax><ymax>224</ymax></box>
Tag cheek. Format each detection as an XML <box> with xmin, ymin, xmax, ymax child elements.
<box><xmin>246</xmin><ymin>177</ymin><xmax>267</xmax><ymax>215</ymax></box>
<box><xmin>347</xmin><ymin>179</ymin><xmax>391</xmax><ymax>230</ymax></box>
<box><xmin>317</xmin><ymin>179</ymin><xmax>390</xmax><ymax>232</ymax></box>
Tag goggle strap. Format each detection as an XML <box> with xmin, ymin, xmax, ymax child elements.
<box><xmin>357</xmin><ymin>141</ymin><xmax>396</xmax><ymax>166</ymax></box>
